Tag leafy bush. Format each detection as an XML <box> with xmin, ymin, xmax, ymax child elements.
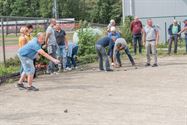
<box><xmin>120</xmin><ymin>16</ymin><xmax>134</xmax><ymax>44</ymax></box>
<box><xmin>77</xmin><ymin>20</ymin><xmax>103</xmax><ymax>57</ymax></box>
<box><xmin>5</xmin><ymin>56</ymin><xmax>20</xmax><ymax>67</ymax></box>
<box><xmin>77</xmin><ymin>54</ymin><xmax>97</xmax><ymax>65</ymax></box>
<box><xmin>0</xmin><ymin>64</ymin><xmax>19</xmax><ymax>76</ymax></box>
<box><xmin>78</xmin><ymin>29</ymin><xmax>97</xmax><ymax>56</ymax></box>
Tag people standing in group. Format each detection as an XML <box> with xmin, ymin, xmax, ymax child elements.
<box><xmin>178</xmin><ymin>19</ymin><xmax>187</xmax><ymax>54</ymax></box>
<box><xmin>55</xmin><ymin>23</ymin><xmax>68</xmax><ymax>72</ymax></box>
<box><xmin>168</xmin><ymin>20</ymin><xmax>181</xmax><ymax>55</ymax></box>
<box><xmin>17</xmin><ymin>33</ymin><xmax>60</xmax><ymax>91</ymax></box>
<box><xmin>130</xmin><ymin>16</ymin><xmax>143</xmax><ymax>55</ymax></box>
<box><xmin>45</xmin><ymin>18</ymin><xmax>58</xmax><ymax>74</ymax></box>
<box><xmin>113</xmin><ymin>38</ymin><xmax>136</xmax><ymax>68</ymax></box>
<box><xmin>108</xmin><ymin>26</ymin><xmax>121</xmax><ymax>66</ymax></box>
<box><xmin>95</xmin><ymin>36</ymin><xmax>114</xmax><ymax>72</ymax></box>
<box><xmin>143</xmin><ymin>19</ymin><xmax>159</xmax><ymax>67</ymax></box>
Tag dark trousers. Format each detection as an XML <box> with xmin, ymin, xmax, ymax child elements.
<box><xmin>115</xmin><ymin>47</ymin><xmax>135</xmax><ymax>66</ymax></box>
<box><xmin>168</xmin><ymin>35</ymin><xmax>178</xmax><ymax>54</ymax></box>
<box><xmin>108</xmin><ymin>43</ymin><xmax>115</xmax><ymax>63</ymax></box>
<box><xmin>96</xmin><ymin>44</ymin><xmax>110</xmax><ymax>70</ymax></box>
<box><xmin>133</xmin><ymin>34</ymin><xmax>142</xmax><ymax>54</ymax></box>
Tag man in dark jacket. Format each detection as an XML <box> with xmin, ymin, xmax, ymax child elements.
<box><xmin>95</xmin><ymin>37</ymin><xmax>114</xmax><ymax>72</ymax></box>
<box><xmin>168</xmin><ymin>20</ymin><xmax>181</xmax><ymax>55</ymax></box>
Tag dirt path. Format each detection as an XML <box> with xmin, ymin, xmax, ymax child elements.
<box><xmin>0</xmin><ymin>55</ymin><xmax>187</xmax><ymax>125</ymax></box>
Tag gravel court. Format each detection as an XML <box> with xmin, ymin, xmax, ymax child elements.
<box><xmin>0</xmin><ymin>56</ymin><xmax>187</xmax><ymax>125</ymax></box>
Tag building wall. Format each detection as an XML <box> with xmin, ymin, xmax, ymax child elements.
<box><xmin>125</xmin><ymin>0</ymin><xmax>187</xmax><ymax>42</ymax></box>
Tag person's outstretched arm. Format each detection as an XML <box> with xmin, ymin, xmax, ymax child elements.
<box><xmin>37</xmin><ymin>49</ymin><xmax>60</xmax><ymax>64</ymax></box>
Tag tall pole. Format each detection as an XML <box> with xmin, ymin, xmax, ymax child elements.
<box><xmin>122</xmin><ymin>0</ymin><xmax>125</xmax><ymax>24</ymax></box>
<box><xmin>53</xmin><ymin>0</ymin><xmax>58</xmax><ymax>19</ymax></box>
<box><xmin>1</xmin><ymin>18</ymin><xmax>6</xmax><ymax>66</ymax></box>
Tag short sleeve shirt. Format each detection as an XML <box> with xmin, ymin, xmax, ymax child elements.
<box><xmin>46</xmin><ymin>25</ymin><xmax>56</xmax><ymax>45</ymax></box>
<box><xmin>55</xmin><ymin>30</ymin><xmax>66</xmax><ymax>46</ymax></box>
<box><xmin>114</xmin><ymin>38</ymin><xmax>127</xmax><ymax>51</ymax></box>
<box><xmin>144</xmin><ymin>25</ymin><xmax>158</xmax><ymax>41</ymax></box>
<box><xmin>18</xmin><ymin>38</ymin><xmax>41</xmax><ymax>59</ymax></box>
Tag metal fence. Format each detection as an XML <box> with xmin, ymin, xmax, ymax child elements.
<box><xmin>139</xmin><ymin>15</ymin><xmax>187</xmax><ymax>43</ymax></box>
<box><xmin>0</xmin><ymin>16</ymin><xmax>76</xmax><ymax>65</ymax></box>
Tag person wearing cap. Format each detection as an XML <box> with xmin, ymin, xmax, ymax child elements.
<box><xmin>113</xmin><ymin>38</ymin><xmax>136</xmax><ymax>68</ymax></box>
<box><xmin>130</xmin><ymin>16</ymin><xmax>143</xmax><ymax>55</ymax></box>
<box><xmin>168</xmin><ymin>20</ymin><xmax>181</xmax><ymax>55</ymax></box>
<box><xmin>178</xmin><ymin>19</ymin><xmax>187</xmax><ymax>53</ymax></box>
<box><xmin>107</xmin><ymin>19</ymin><xmax>116</xmax><ymax>32</ymax></box>
<box><xmin>95</xmin><ymin>37</ymin><xmax>114</xmax><ymax>72</ymax></box>
<box><xmin>17</xmin><ymin>32</ymin><xmax>60</xmax><ymax>91</ymax></box>
<box><xmin>108</xmin><ymin>26</ymin><xmax>121</xmax><ymax>66</ymax></box>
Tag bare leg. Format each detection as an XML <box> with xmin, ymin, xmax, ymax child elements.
<box><xmin>27</xmin><ymin>74</ymin><xmax>34</xmax><ymax>87</ymax></box>
<box><xmin>18</xmin><ymin>72</ymin><xmax>26</xmax><ymax>84</ymax></box>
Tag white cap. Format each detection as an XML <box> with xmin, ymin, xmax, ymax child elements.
<box><xmin>110</xmin><ymin>26</ymin><xmax>116</xmax><ymax>32</ymax></box>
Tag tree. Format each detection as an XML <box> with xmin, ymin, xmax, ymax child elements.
<box><xmin>39</xmin><ymin>0</ymin><xmax>53</xmax><ymax>18</ymax></box>
<box><xmin>91</xmin><ymin>0</ymin><xmax>122</xmax><ymax>24</ymax></box>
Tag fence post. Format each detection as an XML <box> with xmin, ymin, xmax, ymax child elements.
<box><xmin>165</xmin><ymin>22</ymin><xmax>167</xmax><ymax>43</ymax></box>
<box><xmin>15</xmin><ymin>19</ymin><xmax>18</xmax><ymax>36</ymax></box>
<box><xmin>6</xmin><ymin>18</ymin><xmax>8</xmax><ymax>36</ymax></box>
<box><xmin>1</xmin><ymin>18</ymin><xmax>6</xmax><ymax>66</ymax></box>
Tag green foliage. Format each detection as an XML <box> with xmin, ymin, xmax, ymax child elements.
<box><xmin>78</xmin><ymin>29</ymin><xmax>97</xmax><ymax>56</ymax></box>
<box><xmin>120</xmin><ymin>16</ymin><xmax>134</xmax><ymax>44</ymax></box>
<box><xmin>91</xmin><ymin>0</ymin><xmax>122</xmax><ymax>24</ymax></box>
<box><xmin>39</xmin><ymin>0</ymin><xmax>52</xmax><ymax>18</ymax></box>
<box><xmin>0</xmin><ymin>64</ymin><xmax>19</xmax><ymax>76</ymax></box>
<box><xmin>32</xmin><ymin>25</ymin><xmax>45</xmax><ymax>37</ymax></box>
<box><xmin>5</xmin><ymin>56</ymin><xmax>20</xmax><ymax>67</ymax></box>
<box><xmin>77</xmin><ymin>54</ymin><xmax>97</xmax><ymax>64</ymax></box>
<box><xmin>0</xmin><ymin>0</ymin><xmax>122</xmax><ymax>24</ymax></box>
<box><xmin>10</xmin><ymin>0</ymin><xmax>40</xmax><ymax>17</ymax></box>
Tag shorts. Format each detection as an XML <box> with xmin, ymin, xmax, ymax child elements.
<box><xmin>17</xmin><ymin>53</ymin><xmax>35</xmax><ymax>75</ymax></box>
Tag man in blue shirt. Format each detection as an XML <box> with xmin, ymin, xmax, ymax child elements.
<box><xmin>95</xmin><ymin>36</ymin><xmax>114</xmax><ymax>72</ymax></box>
<box><xmin>108</xmin><ymin>26</ymin><xmax>121</xmax><ymax>66</ymax></box>
<box><xmin>17</xmin><ymin>32</ymin><xmax>60</xmax><ymax>91</ymax></box>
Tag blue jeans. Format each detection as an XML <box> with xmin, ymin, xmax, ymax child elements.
<box><xmin>57</xmin><ymin>45</ymin><xmax>67</xmax><ymax>69</ymax></box>
<box><xmin>47</xmin><ymin>45</ymin><xmax>57</xmax><ymax>73</ymax></box>
<box><xmin>133</xmin><ymin>34</ymin><xmax>142</xmax><ymax>54</ymax></box>
<box><xmin>115</xmin><ymin>47</ymin><xmax>135</xmax><ymax>66</ymax></box>
<box><xmin>66</xmin><ymin>46</ymin><xmax>78</xmax><ymax>68</ymax></box>
<box><xmin>96</xmin><ymin>44</ymin><xmax>110</xmax><ymax>70</ymax></box>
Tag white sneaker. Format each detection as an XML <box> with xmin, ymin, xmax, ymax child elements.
<box><xmin>111</xmin><ymin>63</ymin><xmax>115</xmax><ymax>66</ymax></box>
<box><xmin>66</xmin><ymin>67</ymin><xmax>72</xmax><ymax>71</ymax></box>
